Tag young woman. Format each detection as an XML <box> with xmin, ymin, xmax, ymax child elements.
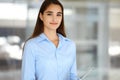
<box><xmin>22</xmin><ymin>0</ymin><xmax>79</xmax><ymax>80</ymax></box>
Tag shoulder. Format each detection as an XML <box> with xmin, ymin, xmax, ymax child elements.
<box><xmin>24</xmin><ymin>36</ymin><xmax>40</xmax><ymax>49</ymax></box>
<box><xmin>65</xmin><ymin>38</ymin><xmax>75</xmax><ymax>46</ymax></box>
<box><xmin>25</xmin><ymin>33</ymin><xmax>45</xmax><ymax>45</ymax></box>
<box><xmin>58</xmin><ymin>34</ymin><xmax>76</xmax><ymax>47</ymax></box>
<box><xmin>67</xmin><ymin>38</ymin><xmax>76</xmax><ymax>49</ymax></box>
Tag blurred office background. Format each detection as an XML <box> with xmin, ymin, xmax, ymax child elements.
<box><xmin>0</xmin><ymin>0</ymin><xmax>120</xmax><ymax>80</ymax></box>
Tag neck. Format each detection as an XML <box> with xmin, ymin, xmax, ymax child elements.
<box><xmin>44</xmin><ymin>30</ymin><xmax>58</xmax><ymax>41</ymax></box>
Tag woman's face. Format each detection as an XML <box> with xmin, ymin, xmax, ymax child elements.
<box><xmin>40</xmin><ymin>4</ymin><xmax>62</xmax><ymax>32</ymax></box>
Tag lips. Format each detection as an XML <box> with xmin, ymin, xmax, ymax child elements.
<box><xmin>50</xmin><ymin>22</ymin><xmax>58</xmax><ymax>25</ymax></box>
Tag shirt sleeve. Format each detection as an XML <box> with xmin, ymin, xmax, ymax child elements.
<box><xmin>21</xmin><ymin>42</ymin><xmax>36</xmax><ymax>80</ymax></box>
<box><xmin>70</xmin><ymin>43</ymin><xmax>80</xmax><ymax>80</ymax></box>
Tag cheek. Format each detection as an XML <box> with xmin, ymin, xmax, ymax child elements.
<box><xmin>42</xmin><ymin>20</ymin><xmax>48</xmax><ymax>26</ymax></box>
<box><xmin>43</xmin><ymin>18</ymin><xmax>50</xmax><ymax>24</ymax></box>
<box><xmin>58</xmin><ymin>17</ymin><xmax>62</xmax><ymax>23</ymax></box>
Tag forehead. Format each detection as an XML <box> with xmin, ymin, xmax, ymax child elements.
<box><xmin>44</xmin><ymin>4</ymin><xmax>62</xmax><ymax>13</ymax></box>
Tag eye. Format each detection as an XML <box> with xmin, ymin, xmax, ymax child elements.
<box><xmin>57</xmin><ymin>14</ymin><xmax>62</xmax><ymax>16</ymax></box>
<box><xmin>47</xmin><ymin>13</ymin><xmax>52</xmax><ymax>16</ymax></box>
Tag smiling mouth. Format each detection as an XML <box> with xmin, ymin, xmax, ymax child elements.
<box><xmin>50</xmin><ymin>23</ymin><xmax>58</xmax><ymax>25</ymax></box>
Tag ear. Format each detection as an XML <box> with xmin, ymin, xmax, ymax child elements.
<box><xmin>39</xmin><ymin>13</ymin><xmax>43</xmax><ymax>21</ymax></box>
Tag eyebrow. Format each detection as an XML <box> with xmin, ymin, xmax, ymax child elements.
<box><xmin>45</xmin><ymin>11</ymin><xmax>63</xmax><ymax>14</ymax></box>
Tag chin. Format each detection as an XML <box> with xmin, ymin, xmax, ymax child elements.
<box><xmin>50</xmin><ymin>26</ymin><xmax>59</xmax><ymax>29</ymax></box>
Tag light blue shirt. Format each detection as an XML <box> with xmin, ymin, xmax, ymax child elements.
<box><xmin>22</xmin><ymin>33</ymin><xmax>79</xmax><ymax>80</ymax></box>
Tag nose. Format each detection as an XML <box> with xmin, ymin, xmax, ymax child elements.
<box><xmin>52</xmin><ymin>15</ymin><xmax>57</xmax><ymax>21</ymax></box>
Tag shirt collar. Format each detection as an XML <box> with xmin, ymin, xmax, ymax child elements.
<box><xmin>37</xmin><ymin>33</ymin><xmax>70</xmax><ymax>42</ymax></box>
<box><xmin>35</xmin><ymin>33</ymin><xmax>71</xmax><ymax>49</ymax></box>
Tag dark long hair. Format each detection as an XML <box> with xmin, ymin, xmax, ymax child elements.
<box><xmin>29</xmin><ymin>0</ymin><xmax>66</xmax><ymax>39</ymax></box>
